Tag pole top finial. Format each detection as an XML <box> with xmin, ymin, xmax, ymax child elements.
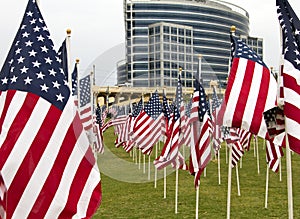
<box><xmin>230</xmin><ymin>25</ymin><xmax>236</xmax><ymax>34</ymax></box>
<box><xmin>76</xmin><ymin>58</ymin><xmax>80</xmax><ymax>64</ymax></box>
<box><xmin>179</xmin><ymin>67</ymin><xmax>183</xmax><ymax>72</ymax></box>
<box><xmin>66</xmin><ymin>28</ymin><xmax>71</xmax><ymax>35</ymax></box>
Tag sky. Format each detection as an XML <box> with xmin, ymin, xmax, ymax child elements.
<box><xmin>0</xmin><ymin>0</ymin><xmax>300</xmax><ymax>77</ymax></box>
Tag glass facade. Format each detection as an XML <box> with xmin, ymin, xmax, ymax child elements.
<box><xmin>121</xmin><ymin>0</ymin><xmax>262</xmax><ymax>88</ymax></box>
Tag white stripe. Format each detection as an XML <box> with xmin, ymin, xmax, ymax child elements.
<box><xmin>0</xmin><ymin>92</ymin><xmax>7</xmax><ymax>121</ymax></box>
<box><xmin>241</xmin><ymin>63</ymin><xmax>263</xmax><ymax>130</ymax></box>
<box><xmin>0</xmin><ymin>91</ymin><xmax>27</xmax><ymax>147</ymax></box>
<box><xmin>284</xmin><ymin>87</ymin><xmax>300</xmax><ymax>109</ymax></box>
<box><xmin>2</xmin><ymin>94</ymin><xmax>50</xmax><ymax>189</ymax></box>
<box><xmin>12</xmin><ymin>99</ymin><xmax>73</xmax><ymax>218</ymax></box>
<box><xmin>223</xmin><ymin>58</ymin><xmax>247</xmax><ymax>126</ymax></box>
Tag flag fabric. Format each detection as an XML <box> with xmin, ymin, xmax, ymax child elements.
<box><xmin>277</xmin><ymin>0</ymin><xmax>300</xmax><ymax>154</ymax></box>
<box><xmin>71</xmin><ymin>62</ymin><xmax>78</xmax><ymax>106</ymax></box>
<box><xmin>211</xmin><ymin>87</ymin><xmax>224</xmax><ymax>153</ymax></box>
<box><xmin>79</xmin><ymin>74</ymin><xmax>93</xmax><ymax>131</ymax></box>
<box><xmin>162</xmin><ymin>93</ymin><xmax>172</xmax><ymax>136</ymax></box>
<box><xmin>189</xmin><ymin>79</ymin><xmax>212</xmax><ymax>187</ymax></box>
<box><xmin>94</xmin><ymin>105</ymin><xmax>104</xmax><ymax>154</ymax></box>
<box><xmin>225</xmin><ymin>128</ymin><xmax>244</xmax><ymax>168</ymax></box>
<box><xmin>132</xmin><ymin>91</ymin><xmax>163</xmax><ymax>155</ymax></box>
<box><xmin>0</xmin><ymin>1</ymin><xmax>101</xmax><ymax>218</ymax></box>
<box><xmin>57</xmin><ymin>38</ymin><xmax>69</xmax><ymax>82</ymax></box>
<box><xmin>217</xmin><ymin>32</ymin><xmax>277</xmax><ymax>139</ymax></box>
<box><xmin>266</xmin><ymin>140</ymin><xmax>284</xmax><ymax>172</ymax></box>
<box><xmin>0</xmin><ymin>173</ymin><xmax>6</xmax><ymax>219</ymax></box>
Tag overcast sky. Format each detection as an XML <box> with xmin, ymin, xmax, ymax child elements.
<box><xmin>0</xmin><ymin>0</ymin><xmax>300</xmax><ymax>75</ymax></box>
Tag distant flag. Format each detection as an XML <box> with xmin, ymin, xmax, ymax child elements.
<box><xmin>71</xmin><ymin>61</ymin><xmax>79</xmax><ymax>106</ymax></box>
<box><xmin>0</xmin><ymin>0</ymin><xmax>101</xmax><ymax>218</ymax></box>
<box><xmin>277</xmin><ymin>0</ymin><xmax>300</xmax><ymax>154</ymax></box>
<box><xmin>57</xmin><ymin>38</ymin><xmax>69</xmax><ymax>81</ymax></box>
<box><xmin>266</xmin><ymin>141</ymin><xmax>284</xmax><ymax>172</ymax></box>
<box><xmin>94</xmin><ymin>105</ymin><xmax>104</xmax><ymax>154</ymax></box>
<box><xmin>79</xmin><ymin>74</ymin><xmax>93</xmax><ymax>131</ymax></box>
<box><xmin>189</xmin><ymin>79</ymin><xmax>212</xmax><ymax>187</ymax></box>
<box><xmin>132</xmin><ymin>91</ymin><xmax>163</xmax><ymax>155</ymax></box>
<box><xmin>218</xmin><ymin>28</ymin><xmax>277</xmax><ymax>139</ymax></box>
<box><xmin>162</xmin><ymin>93</ymin><xmax>172</xmax><ymax>135</ymax></box>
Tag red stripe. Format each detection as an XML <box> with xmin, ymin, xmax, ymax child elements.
<box><xmin>283</xmin><ymin>72</ymin><xmax>300</xmax><ymax>95</ymax></box>
<box><xmin>232</xmin><ymin>60</ymin><xmax>255</xmax><ymax>127</ymax></box>
<box><xmin>58</xmin><ymin>147</ymin><xmax>96</xmax><ymax>219</ymax></box>
<box><xmin>0</xmin><ymin>90</ymin><xmax>16</xmax><ymax>134</ymax></box>
<box><xmin>250</xmin><ymin>66</ymin><xmax>270</xmax><ymax>134</ymax></box>
<box><xmin>6</xmin><ymin>100</ymin><xmax>61</xmax><ymax>218</ymax></box>
<box><xmin>285</xmin><ymin>102</ymin><xmax>300</xmax><ymax>125</ymax></box>
<box><xmin>27</xmin><ymin>112</ymin><xmax>83</xmax><ymax>218</ymax></box>
<box><xmin>287</xmin><ymin>134</ymin><xmax>300</xmax><ymax>154</ymax></box>
<box><xmin>80</xmin><ymin>107</ymin><xmax>92</xmax><ymax>116</ymax></box>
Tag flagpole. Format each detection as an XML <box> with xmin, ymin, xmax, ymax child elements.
<box><xmin>218</xmin><ymin>151</ymin><xmax>221</xmax><ymax>185</ymax></box>
<box><xmin>154</xmin><ymin>142</ymin><xmax>158</xmax><ymax>188</ymax></box>
<box><xmin>285</xmin><ymin>136</ymin><xmax>294</xmax><ymax>219</ymax></box>
<box><xmin>175</xmin><ymin>167</ymin><xmax>179</xmax><ymax>214</ymax></box>
<box><xmin>227</xmin><ymin>144</ymin><xmax>232</xmax><ymax>219</ymax></box>
<box><xmin>255</xmin><ymin>136</ymin><xmax>260</xmax><ymax>174</ymax></box>
<box><xmin>195</xmin><ymin>185</ymin><xmax>200</xmax><ymax>219</ymax></box>
<box><xmin>264</xmin><ymin>165</ymin><xmax>269</xmax><ymax>209</ymax></box>
<box><xmin>235</xmin><ymin>165</ymin><xmax>240</xmax><ymax>196</ymax></box>
<box><xmin>66</xmin><ymin>29</ymin><xmax>72</xmax><ymax>86</ymax></box>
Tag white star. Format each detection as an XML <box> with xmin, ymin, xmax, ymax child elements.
<box><xmin>20</xmin><ymin>66</ymin><xmax>29</xmax><ymax>74</ymax></box>
<box><xmin>37</xmin><ymin>35</ymin><xmax>45</xmax><ymax>42</ymax></box>
<box><xmin>26</xmin><ymin>11</ymin><xmax>33</xmax><ymax>17</ymax></box>
<box><xmin>56</xmin><ymin>93</ymin><xmax>65</xmax><ymax>102</ymax></box>
<box><xmin>1</xmin><ymin>77</ymin><xmax>8</xmax><ymax>84</ymax></box>
<box><xmin>41</xmin><ymin>46</ymin><xmax>48</xmax><ymax>53</ymax></box>
<box><xmin>10</xmin><ymin>67</ymin><xmax>15</xmax><ymax>73</ymax></box>
<box><xmin>22</xmin><ymin>32</ymin><xmax>30</xmax><ymax>38</ymax></box>
<box><xmin>56</xmin><ymin>56</ymin><xmax>62</xmax><ymax>63</ymax></box>
<box><xmin>52</xmin><ymin>81</ymin><xmax>61</xmax><ymax>89</ymax></box>
<box><xmin>40</xmin><ymin>84</ymin><xmax>49</xmax><ymax>92</ymax></box>
<box><xmin>49</xmin><ymin>69</ymin><xmax>57</xmax><ymax>76</ymax></box>
<box><xmin>15</xmin><ymin>48</ymin><xmax>22</xmax><ymax>55</ymax></box>
<box><xmin>11</xmin><ymin>75</ymin><xmax>18</xmax><ymax>83</ymax></box>
<box><xmin>28</xmin><ymin>49</ymin><xmax>37</xmax><ymax>57</ymax></box>
<box><xmin>17</xmin><ymin>56</ymin><xmax>25</xmax><ymax>64</ymax></box>
<box><xmin>32</xmin><ymin>60</ymin><xmax>41</xmax><ymax>68</ymax></box>
<box><xmin>30</xmin><ymin>18</ymin><xmax>37</xmax><ymax>25</ymax></box>
<box><xmin>295</xmin><ymin>58</ymin><xmax>300</xmax><ymax>65</ymax></box>
<box><xmin>25</xmin><ymin>40</ymin><xmax>33</xmax><ymax>47</ymax></box>
<box><xmin>24</xmin><ymin>77</ymin><xmax>33</xmax><ymax>85</ymax></box>
<box><xmin>36</xmin><ymin>71</ymin><xmax>45</xmax><ymax>79</ymax></box>
<box><xmin>45</xmin><ymin>57</ymin><xmax>53</xmax><ymax>65</ymax></box>
<box><xmin>33</xmin><ymin>26</ymin><xmax>41</xmax><ymax>32</ymax></box>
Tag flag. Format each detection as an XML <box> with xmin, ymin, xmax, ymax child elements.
<box><xmin>79</xmin><ymin>74</ymin><xmax>93</xmax><ymax>131</ymax></box>
<box><xmin>211</xmin><ymin>86</ymin><xmax>224</xmax><ymax>153</ymax></box>
<box><xmin>218</xmin><ymin>31</ymin><xmax>277</xmax><ymax>139</ymax></box>
<box><xmin>277</xmin><ymin>0</ymin><xmax>300</xmax><ymax>154</ymax></box>
<box><xmin>57</xmin><ymin>38</ymin><xmax>69</xmax><ymax>82</ymax></box>
<box><xmin>132</xmin><ymin>91</ymin><xmax>163</xmax><ymax>155</ymax></box>
<box><xmin>189</xmin><ymin>79</ymin><xmax>212</xmax><ymax>187</ymax></box>
<box><xmin>0</xmin><ymin>1</ymin><xmax>101</xmax><ymax>218</ymax></box>
<box><xmin>225</xmin><ymin>128</ymin><xmax>244</xmax><ymax>168</ymax></box>
<box><xmin>71</xmin><ymin>62</ymin><xmax>78</xmax><ymax>106</ymax></box>
<box><xmin>162</xmin><ymin>93</ymin><xmax>172</xmax><ymax>135</ymax></box>
<box><xmin>94</xmin><ymin>105</ymin><xmax>104</xmax><ymax>154</ymax></box>
<box><xmin>266</xmin><ymin>140</ymin><xmax>284</xmax><ymax>172</ymax></box>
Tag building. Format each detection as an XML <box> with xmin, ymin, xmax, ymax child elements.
<box><xmin>120</xmin><ymin>0</ymin><xmax>262</xmax><ymax>88</ymax></box>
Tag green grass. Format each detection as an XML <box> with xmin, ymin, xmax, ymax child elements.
<box><xmin>93</xmin><ymin>128</ymin><xmax>300</xmax><ymax>218</ymax></box>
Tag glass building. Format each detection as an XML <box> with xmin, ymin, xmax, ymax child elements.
<box><xmin>120</xmin><ymin>0</ymin><xmax>262</xmax><ymax>88</ymax></box>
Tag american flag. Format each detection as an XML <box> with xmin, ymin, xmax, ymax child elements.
<box><xmin>217</xmin><ymin>32</ymin><xmax>277</xmax><ymax>139</ymax></box>
<box><xmin>277</xmin><ymin>0</ymin><xmax>300</xmax><ymax>154</ymax></box>
<box><xmin>189</xmin><ymin>79</ymin><xmax>212</xmax><ymax>187</ymax></box>
<box><xmin>132</xmin><ymin>91</ymin><xmax>163</xmax><ymax>155</ymax></box>
<box><xmin>162</xmin><ymin>93</ymin><xmax>172</xmax><ymax>136</ymax></box>
<box><xmin>211</xmin><ymin>87</ymin><xmax>224</xmax><ymax>153</ymax></box>
<box><xmin>71</xmin><ymin>62</ymin><xmax>78</xmax><ymax>106</ymax></box>
<box><xmin>94</xmin><ymin>105</ymin><xmax>104</xmax><ymax>154</ymax></box>
<box><xmin>266</xmin><ymin>140</ymin><xmax>284</xmax><ymax>172</ymax></box>
<box><xmin>0</xmin><ymin>1</ymin><xmax>101</xmax><ymax>218</ymax></box>
<box><xmin>225</xmin><ymin>128</ymin><xmax>244</xmax><ymax>168</ymax></box>
<box><xmin>79</xmin><ymin>74</ymin><xmax>93</xmax><ymax>131</ymax></box>
<box><xmin>57</xmin><ymin>38</ymin><xmax>68</xmax><ymax>82</ymax></box>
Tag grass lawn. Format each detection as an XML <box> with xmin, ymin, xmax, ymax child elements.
<box><xmin>93</xmin><ymin>128</ymin><xmax>300</xmax><ymax>218</ymax></box>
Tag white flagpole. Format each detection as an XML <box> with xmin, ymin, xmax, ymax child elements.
<box><xmin>255</xmin><ymin>137</ymin><xmax>260</xmax><ymax>174</ymax></box>
<box><xmin>218</xmin><ymin>151</ymin><xmax>221</xmax><ymax>185</ymax></box>
<box><xmin>148</xmin><ymin>155</ymin><xmax>151</xmax><ymax>180</ymax></box>
<box><xmin>235</xmin><ymin>165</ymin><xmax>240</xmax><ymax>196</ymax></box>
<box><xmin>154</xmin><ymin>142</ymin><xmax>158</xmax><ymax>188</ymax></box>
<box><xmin>143</xmin><ymin>154</ymin><xmax>146</xmax><ymax>174</ymax></box>
<box><xmin>227</xmin><ymin>144</ymin><xmax>233</xmax><ymax>219</ymax></box>
<box><xmin>285</xmin><ymin>136</ymin><xmax>294</xmax><ymax>219</ymax></box>
<box><xmin>195</xmin><ymin>185</ymin><xmax>200</xmax><ymax>219</ymax></box>
<box><xmin>279</xmin><ymin>157</ymin><xmax>282</xmax><ymax>182</ymax></box>
<box><xmin>66</xmin><ymin>29</ymin><xmax>72</xmax><ymax>86</ymax></box>
<box><xmin>164</xmin><ymin>167</ymin><xmax>167</xmax><ymax>199</ymax></box>
<box><xmin>265</xmin><ymin>165</ymin><xmax>269</xmax><ymax>209</ymax></box>
<box><xmin>226</xmin><ymin>145</ymin><xmax>228</xmax><ymax>164</ymax></box>
<box><xmin>175</xmin><ymin>167</ymin><xmax>179</xmax><ymax>214</ymax></box>
<box><xmin>138</xmin><ymin>150</ymin><xmax>141</xmax><ymax>169</ymax></box>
